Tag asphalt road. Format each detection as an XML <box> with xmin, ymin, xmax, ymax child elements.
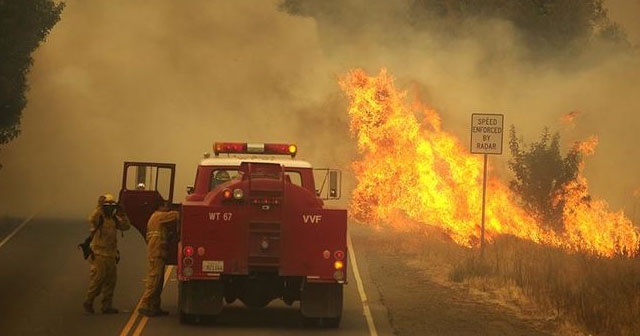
<box><xmin>0</xmin><ymin>217</ymin><xmax>392</xmax><ymax>336</ymax></box>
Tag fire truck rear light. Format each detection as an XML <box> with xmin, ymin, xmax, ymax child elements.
<box><xmin>334</xmin><ymin>270</ymin><xmax>344</xmax><ymax>281</ymax></box>
<box><xmin>222</xmin><ymin>188</ymin><xmax>232</xmax><ymax>199</ymax></box>
<box><xmin>334</xmin><ymin>250</ymin><xmax>345</xmax><ymax>260</ymax></box>
<box><xmin>183</xmin><ymin>256</ymin><xmax>193</xmax><ymax>266</ymax></box>
<box><xmin>183</xmin><ymin>267</ymin><xmax>193</xmax><ymax>277</ymax></box>
<box><xmin>334</xmin><ymin>260</ymin><xmax>344</xmax><ymax>270</ymax></box>
<box><xmin>233</xmin><ymin>188</ymin><xmax>243</xmax><ymax>199</ymax></box>
<box><xmin>197</xmin><ymin>246</ymin><xmax>205</xmax><ymax>256</ymax></box>
<box><xmin>184</xmin><ymin>246</ymin><xmax>194</xmax><ymax>257</ymax></box>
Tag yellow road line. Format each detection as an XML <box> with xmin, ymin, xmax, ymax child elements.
<box><xmin>120</xmin><ymin>265</ymin><xmax>174</xmax><ymax>336</ymax></box>
<box><xmin>0</xmin><ymin>214</ymin><xmax>36</xmax><ymax>249</ymax></box>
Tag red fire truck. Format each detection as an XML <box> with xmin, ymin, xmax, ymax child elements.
<box><xmin>118</xmin><ymin>142</ymin><xmax>347</xmax><ymax>327</ymax></box>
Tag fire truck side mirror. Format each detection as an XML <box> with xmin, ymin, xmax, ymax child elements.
<box><xmin>329</xmin><ymin>170</ymin><xmax>338</xmax><ymax>198</ymax></box>
<box><xmin>313</xmin><ymin>168</ymin><xmax>342</xmax><ymax>200</ymax></box>
<box><xmin>186</xmin><ymin>185</ymin><xmax>194</xmax><ymax>195</ymax></box>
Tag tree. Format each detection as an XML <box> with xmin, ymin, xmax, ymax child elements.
<box><xmin>508</xmin><ymin>126</ymin><xmax>581</xmax><ymax>231</ymax></box>
<box><xmin>0</xmin><ymin>0</ymin><xmax>65</xmax><ymax>168</ymax></box>
<box><xmin>407</xmin><ymin>0</ymin><xmax>625</xmax><ymax>60</ymax></box>
<box><xmin>279</xmin><ymin>0</ymin><xmax>631</xmax><ymax>63</ymax></box>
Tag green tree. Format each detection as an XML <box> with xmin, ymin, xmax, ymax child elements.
<box><xmin>508</xmin><ymin>126</ymin><xmax>581</xmax><ymax>231</ymax></box>
<box><xmin>0</xmin><ymin>0</ymin><xmax>65</xmax><ymax>168</ymax></box>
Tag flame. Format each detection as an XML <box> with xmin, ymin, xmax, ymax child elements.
<box><xmin>561</xmin><ymin>110</ymin><xmax>581</xmax><ymax>124</ymax></box>
<box><xmin>340</xmin><ymin>68</ymin><xmax>639</xmax><ymax>257</ymax></box>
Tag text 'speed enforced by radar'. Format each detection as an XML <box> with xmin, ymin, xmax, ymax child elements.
<box><xmin>470</xmin><ymin>114</ymin><xmax>504</xmax><ymax>154</ymax></box>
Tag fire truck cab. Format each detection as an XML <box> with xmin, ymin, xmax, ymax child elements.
<box><xmin>119</xmin><ymin>142</ymin><xmax>347</xmax><ymax>327</ymax></box>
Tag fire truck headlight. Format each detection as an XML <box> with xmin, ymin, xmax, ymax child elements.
<box><xmin>233</xmin><ymin>188</ymin><xmax>243</xmax><ymax>200</ymax></box>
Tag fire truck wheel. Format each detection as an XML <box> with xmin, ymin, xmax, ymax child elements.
<box><xmin>302</xmin><ymin>316</ymin><xmax>321</xmax><ymax>328</ymax></box>
<box><xmin>179</xmin><ymin>312</ymin><xmax>197</xmax><ymax>324</ymax></box>
<box><xmin>180</xmin><ymin>312</ymin><xmax>217</xmax><ymax>325</ymax></box>
<box><xmin>324</xmin><ymin>316</ymin><xmax>341</xmax><ymax>328</ymax></box>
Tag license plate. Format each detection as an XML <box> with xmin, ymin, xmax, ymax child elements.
<box><xmin>202</xmin><ymin>260</ymin><xmax>224</xmax><ymax>272</ymax></box>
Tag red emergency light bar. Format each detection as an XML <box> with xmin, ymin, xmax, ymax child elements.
<box><xmin>214</xmin><ymin>142</ymin><xmax>297</xmax><ymax>158</ymax></box>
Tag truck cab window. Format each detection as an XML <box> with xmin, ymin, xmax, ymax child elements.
<box><xmin>209</xmin><ymin>169</ymin><xmax>240</xmax><ymax>191</ymax></box>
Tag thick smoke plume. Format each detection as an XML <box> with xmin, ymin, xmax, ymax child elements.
<box><xmin>1</xmin><ymin>0</ymin><xmax>639</xmax><ymax>221</ymax></box>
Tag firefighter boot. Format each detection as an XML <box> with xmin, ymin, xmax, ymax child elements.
<box><xmin>138</xmin><ymin>307</ymin><xmax>168</xmax><ymax>317</ymax></box>
<box><xmin>83</xmin><ymin>301</ymin><xmax>95</xmax><ymax>314</ymax></box>
<box><xmin>138</xmin><ymin>308</ymin><xmax>157</xmax><ymax>317</ymax></box>
<box><xmin>102</xmin><ymin>307</ymin><xmax>119</xmax><ymax>314</ymax></box>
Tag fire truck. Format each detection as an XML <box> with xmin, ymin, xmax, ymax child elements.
<box><xmin>118</xmin><ymin>142</ymin><xmax>347</xmax><ymax>327</ymax></box>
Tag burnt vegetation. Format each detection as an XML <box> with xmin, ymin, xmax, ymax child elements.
<box><xmin>449</xmin><ymin>236</ymin><xmax>640</xmax><ymax>336</ymax></box>
<box><xmin>450</xmin><ymin>126</ymin><xmax>640</xmax><ymax>335</ymax></box>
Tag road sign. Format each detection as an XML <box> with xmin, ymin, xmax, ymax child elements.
<box><xmin>470</xmin><ymin>113</ymin><xmax>504</xmax><ymax>155</ymax></box>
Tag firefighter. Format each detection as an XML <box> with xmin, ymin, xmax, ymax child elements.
<box><xmin>83</xmin><ymin>193</ymin><xmax>131</xmax><ymax>314</ymax></box>
<box><xmin>138</xmin><ymin>201</ymin><xmax>179</xmax><ymax>317</ymax></box>
<box><xmin>212</xmin><ymin>170</ymin><xmax>231</xmax><ymax>188</ymax></box>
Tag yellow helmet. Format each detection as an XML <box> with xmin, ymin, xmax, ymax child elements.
<box><xmin>103</xmin><ymin>193</ymin><xmax>116</xmax><ymax>204</ymax></box>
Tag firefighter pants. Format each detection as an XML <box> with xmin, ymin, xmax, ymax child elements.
<box><xmin>85</xmin><ymin>254</ymin><xmax>118</xmax><ymax>310</ymax></box>
<box><xmin>140</xmin><ymin>257</ymin><xmax>166</xmax><ymax>311</ymax></box>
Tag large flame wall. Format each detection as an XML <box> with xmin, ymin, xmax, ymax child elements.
<box><xmin>340</xmin><ymin>68</ymin><xmax>639</xmax><ymax>257</ymax></box>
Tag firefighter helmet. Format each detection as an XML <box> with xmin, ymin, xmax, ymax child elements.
<box><xmin>215</xmin><ymin>170</ymin><xmax>231</xmax><ymax>182</ymax></box>
<box><xmin>103</xmin><ymin>193</ymin><xmax>116</xmax><ymax>204</ymax></box>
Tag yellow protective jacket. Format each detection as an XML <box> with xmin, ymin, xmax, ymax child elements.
<box><xmin>146</xmin><ymin>210</ymin><xmax>179</xmax><ymax>259</ymax></box>
<box><xmin>89</xmin><ymin>208</ymin><xmax>131</xmax><ymax>258</ymax></box>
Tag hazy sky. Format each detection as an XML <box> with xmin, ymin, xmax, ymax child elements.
<box><xmin>1</xmin><ymin>0</ymin><xmax>639</xmax><ymax>219</ymax></box>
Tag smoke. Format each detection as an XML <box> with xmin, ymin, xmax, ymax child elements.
<box><xmin>1</xmin><ymin>0</ymin><xmax>639</xmax><ymax>220</ymax></box>
<box><xmin>0</xmin><ymin>0</ymin><xmax>344</xmax><ymax>218</ymax></box>
<box><xmin>280</xmin><ymin>0</ymin><xmax>640</xmax><ymax>220</ymax></box>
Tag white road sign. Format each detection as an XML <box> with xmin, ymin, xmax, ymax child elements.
<box><xmin>470</xmin><ymin>113</ymin><xmax>504</xmax><ymax>155</ymax></box>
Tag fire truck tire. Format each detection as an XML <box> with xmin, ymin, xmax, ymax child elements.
<box><xmin>324</xmin><ymin>316</ymin><xmax>342</xmax><ymax>328</ymax></box>
<box><xmin>302</xmin><ymin>316</ymin><xmax>321</xmax><ymax>328</ymax></box>
<box><xmin>300</xmin><ymin>282</ymin><xmax>343</xmax><ymax>327</ymax></box>
<box><xmin>179</xmin><ymin>312</ymin><xmax>198</xmax><ymax>325</ymax></box>
<box><xmin>178</xmin><ymin>280</ymin><xmax>224</xmax><ymax>320</ymax></box>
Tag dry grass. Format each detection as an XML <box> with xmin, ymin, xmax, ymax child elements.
<box><xmin>450</xmin><ymin>235</ymin><xmax>640</xmax><ymax>336</ymax></box>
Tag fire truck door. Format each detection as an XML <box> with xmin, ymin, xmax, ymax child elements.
<box><xmin>118</xmin><ymin>162</ymin><xmax>178</xmax><ymax>264</ymax></box>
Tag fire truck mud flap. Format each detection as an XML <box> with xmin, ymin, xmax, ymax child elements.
<box><xmin>300</xmin><ymin>282</ymin><xmax>343</xmax><ymax>328</ymax></box>
<box><xmin>178</xmin><ymin>280</ymin><xmax>224</xmax><ymax>323</ymax></box>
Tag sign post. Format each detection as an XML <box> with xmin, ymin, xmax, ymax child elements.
<box><xmin>470</xmin><ymin>113</ymin><xmax>504</xmax><ymax>257</ymax></box>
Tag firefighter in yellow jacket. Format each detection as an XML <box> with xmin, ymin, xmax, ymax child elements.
<box><xmin>138</xmin><ymin>202</ymin><xmax>179</xmax><ymax>317</ymax></box>
<box><xmin>83</xmin><ymin>193</ymin><xmax>131</xmax><ymax>314</ymax></box>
